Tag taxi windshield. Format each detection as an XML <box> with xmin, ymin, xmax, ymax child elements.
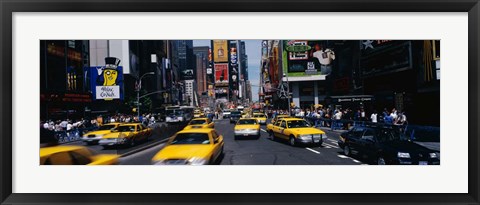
<box><xmin>171</xmin><ymin>133</ymin><xmax>210</xmax><ymax>145</ymax></box>
<box><xmin>254</xmin><ymin>114</ymin><xmax>265</xmax><ymax>118</ymax></box>
<box><xmin>189</xmin><ymin>120</ymin><xmax>207</xmax><ymax>125</ymax></box>
<box><xmin>287</xmin><ymin>120</ymin><xmax>310</xmax><ymax>128</ymax></box>
<box><xmin>237</xmin><ymin>119</ymin><xmax>257</xmax><ymax>125</ymax></box>
<box><xmin>115</xmin><ymin>126</ymin><xmax>136</xmax><ymax>132</ymax></box>
<box><xmin>97</xmin><ymin>124</ymin><xmax>117</xmax><ymax>130</ymax></box>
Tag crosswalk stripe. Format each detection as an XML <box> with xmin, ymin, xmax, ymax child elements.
<box><xmin>260</xmin><ymin>129</ymin><xmax>267</xmax><ymax>133</ymax></box>
<box><xmin>306</xmin><ymin>147</ymin><xmax>321</xmax><ymax>154</ymax></box>
<box><xmin>324</xmin><ymin>142</ymin><xmax>339</xmax><ymax>149</ymax></box>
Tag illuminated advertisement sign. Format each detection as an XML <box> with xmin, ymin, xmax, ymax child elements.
<box><xmin>214</xmin><ymin>63</ymin><xmax>229</xmax><ymax>86</ymax></box>
<box><xmin>90</xmin><ymin>66</ymin><xmax>124</xmax><ymax>100</ymax></box>
<box><xmin>213</xmin><ymin>40</ymin><xmax>228</xmax><ymax>62</ymax></box>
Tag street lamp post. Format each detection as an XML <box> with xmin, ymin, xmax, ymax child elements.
<box><xmin>137</xmin><ymin>72</ymin><xmax>155</xmax><ymax>119</ymax></box>
<box><xmin>283</xmin><ymin>73</ymin><xmax>291</xmax><ymax>116</ymax></box>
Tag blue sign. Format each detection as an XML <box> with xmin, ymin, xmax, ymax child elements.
<box><xmin>89</xmin><ymin>66</ymin><xmax>124</xmax><ymax>100</ymax></box>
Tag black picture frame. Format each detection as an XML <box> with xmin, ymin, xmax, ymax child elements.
<box><xmin>1</xmin><ymin>0</ymin><xmax>479</xmax><ymax>204</ymax></box>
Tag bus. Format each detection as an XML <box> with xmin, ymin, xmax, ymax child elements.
<box><xmin>165</xmin><ymin>106</ymin><xmax>194</xmax><ymax>123</ymax></box>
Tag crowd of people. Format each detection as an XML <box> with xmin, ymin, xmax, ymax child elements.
<box><xmin>40</xmin><ymin>113</ymin><xmax>160</xmax><ymax>133</ymax></box>
<box><xmin>264</xmin><ymin>107</ymin><xmax>408</xmax><ymax>130</ymax></box>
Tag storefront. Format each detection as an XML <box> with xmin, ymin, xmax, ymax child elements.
<box><xmin>359</xmin><ymin>40</ymin><xmax>440</xmax><ymax>126</ymax></box>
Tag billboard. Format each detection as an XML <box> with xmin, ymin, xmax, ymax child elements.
<box><xmin>214</xmin><ymin>63</ymin><xmax>229</xmax><ymax>86</ymax></box>
<box><xmin>90</xmin><ymin>66</ymin><xmax>124</xmax><ymax>100</ymax></box>
<box><xmin>213</xmin><ymin>40</ymin><xmax>228</xmax><ymax>62</ymax></box>
<box><xmin>283</xmin><ymin>40</ymin><xmax>334</xmax><ymax>77</ymax></box>
<box><xmin>229</xmin><ymin>41</ymin><xmax>239</xmax><ymax>92</ymax></box>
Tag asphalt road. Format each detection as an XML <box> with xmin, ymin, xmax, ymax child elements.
<box><xmin>63</xmin><ymin>122</ymin><xmax>187</xmax><ymax>156</ymax></box>
<box><xmin>119</xmin><ymin>119</ymin><xmax>365</xmax><ymax>165</ymax></box>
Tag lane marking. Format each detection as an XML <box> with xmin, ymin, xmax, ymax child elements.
<box><xmin>260</xmin><ymin>129</ymin><xmax>267</xmax><ymax>133</ymax></box>
<box><xmin>306</xmin><ymin>147</ymin><xmax>321</xmax><ymax>154</ymax></box>
<box><xmin>324</xmin><ymin>143</ymin><xmax>339</xmax><ymax>149</ymax></box>
<box><xmin>337</xmin><ymin>154</ymin><xmax>365</xmax><ymax>164</ymax></box>
<box><xmin>327</xmin><ymin>139</ymin><xmax>337</xmax><ymax>143</ymax></box>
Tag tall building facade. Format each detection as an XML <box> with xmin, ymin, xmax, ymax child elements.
<box><xmin>40</xmin><ymin>40</ymin><xmax>91</xmax><ymax>120</ymax></box>
<box><xmin>193</xmin><ymin>46</ymin><xmax>209</xmax><ymax>96</ymax></box>
<box><xmin>170</xmin><ymin>40</ymin><xmax>195</xmax><ymax>106</ymax></box>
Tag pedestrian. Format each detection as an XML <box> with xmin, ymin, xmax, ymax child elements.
<box><xmin>395</xmin><ymin>111</ymin><xmax>407</xmax><ymax>126</ymax></box>
<box><xmin>371</xmin><ymin>110</ymin><xmax>378</xmax><ymax>123</ymax></box>
<box><xmin>360</xmin><ymin>109</ymin><xmax>366</xmax><ymax>121</ymax></box>
<box><xmin>66</xmin><ymin>121</ymin><xmax>73</xmax><ymax>131</ymax></box>
<box><xmin>384</xmin><ymin>112</ymin><xmax>394</xmax><ymax>125</ymax></box>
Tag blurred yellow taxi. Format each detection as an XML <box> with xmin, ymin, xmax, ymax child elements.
<box><xmin>81</xmin><ymin>123</ymin><xmax>121</xmax><ymax>145</ymax></box>
<box><xmin>152</xmin><ymin>128</ymin><xmax>224</xmax><ymax>165</ymax></box>
<box><xmin>234</xmin><ymin>118</ymin><xmax>261</xmax><ymax>140</ymax></box>
<box><xmin>40</xmin><ymin>145</ymin><xmax>119</xmax><ymax>165</ymax></box>
<box><xmin>193</xmin><ymin>110</ymin><xmax>205</xmax><ymax>118</ymax></box>
<box><xmin>252</xmin><ymin>113</ymin><xmax>267</xmax><ymax>125</ymax></box>
<box><xmin>99</xmin><ymin>123</ymin><xmax>152</xmax><ymax>148</ymax></box>
<box><xmin>184</xmin><ymin>118</ymin><xmax>214</xmax><ymax>130</ymax></box>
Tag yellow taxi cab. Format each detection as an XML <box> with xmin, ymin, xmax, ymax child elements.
<box><xmin>193</xmin><ymin>110</ymin><xmax>205</xmax><ymax>118</ymax></box>
<box><xmin>252</xmin><ymin>112</ymin><xmax>267</xmax><ymax>125</ymax></box>
<box><xmin>40</xmin><ymin>145</ymin><xmax>119</xmax><ymax>165</ymax></box>
<box><xmin>151</xmin><ymin>128</ymin><xmax>224</xmax><ymax>165</ymax></box>
<box><xmin>241</xmin><ymin>111</ymin><xmax>248</xmax><ymax>118</ymax></box>
<box><xmin>266</xmin><ymin>114</ymin><xmax>291</xmax><ymax>133</ymax></box>
<box><xmin>98</xmin><ymin>123</ymin><xmax>152</xmax><ymax>148</ymax></box>
<box><xmin>184</xmin><ymin>118</ymin><xmax>215</xmax><ymax>130</ymax></box>
<box><xmin>234</xmin><ymin>118</ymin><xmax>261</xmax><ymax>140</ymax></box>
<box><xmin>81</xmin><ymin>123</ymin><xmax>121</xmax><ymax>145</ymax></box>
<box><xmin>270</xmin><ymin>114</ymin><xmax>290</xmax><ymax>124</ymax></box>
<box><xmin>268</xmin><ymin>118</ymin><xmax>326</xmax><ymax>146</ymax></box>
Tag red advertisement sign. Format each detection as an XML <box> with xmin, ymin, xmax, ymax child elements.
<box><xmin>214</xmin><ymin>63</ymin><xmax>229</xmax><ymax>86</ymax></box>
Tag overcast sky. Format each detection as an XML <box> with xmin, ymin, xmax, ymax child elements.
<box><xmin>193</xmin><ymin>40</ymin><xmax>261</xmax><ymax>102</ymax></box>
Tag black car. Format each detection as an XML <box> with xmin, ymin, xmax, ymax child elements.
<box><xmin>229</xmin><ymin>111</ymin><xmax>241</xmax><ymax>123</ymax></box>
<box><xmin>338</xmin><ymin>126</ymin><xmax>440</xmax><ymax>165</ymax></box>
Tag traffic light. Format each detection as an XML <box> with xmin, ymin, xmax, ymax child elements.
<box><xmin>132</xmin><ymin>108</ymin><xmax>137</xmax><ymax>112</ymax></box>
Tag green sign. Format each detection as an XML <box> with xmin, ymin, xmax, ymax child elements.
<box><xmin>285</xmin><ymin>45</ymin><xmax>312</xmax><ymax>53</ymax></box>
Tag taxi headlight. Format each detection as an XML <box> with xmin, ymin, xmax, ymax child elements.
<box><xmin>188</xmin><ymin>157</ymin><xmax>208</xmax><ymax>165</ymax></box>
<box><xmin>299</xmin><ymin>134</ymin><xmax>312</xmax><ymax>140</ymax></box>
<box><xmin>429</xmin><ymin>152</ymin><xmax>439</xmax><ymax>158</ymax></box>
<box><xmin>312</xmin><ymin>134</ymin><xmax>321</xmax><ymax>138</ymax></box>
<box><xmin>397</xmin><ymin>152</ymin><xmax>411</xmax><ymax>158</ymax></box>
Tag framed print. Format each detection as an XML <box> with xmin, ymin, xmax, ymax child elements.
<box><xmin>1</xmin><ymin>0</ymin><xmax>479</xmax><ymax>205</ymax></box>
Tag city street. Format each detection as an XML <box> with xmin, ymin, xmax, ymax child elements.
<box><xmin>41</xmin><ymin>40</ymin><xmax>440</xmax><ymax>166</ymax></box>
<box><xmin>118</xmin><ymin>119</ymin><xmax>363</xmax><ymax>165</ymax></box>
